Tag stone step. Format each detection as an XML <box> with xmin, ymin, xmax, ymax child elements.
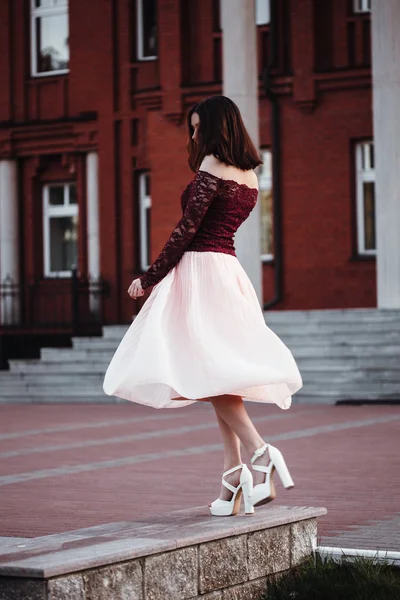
<box><xmin>269</xmin><ymin>321</ymin><xmax>400</xmax><ymax>334</ymax></box>
<box><xmin>3</xmin><ymin>309</ymin><xmax>399</xmax><ymax>405</ymax></box>
<box><xmin>295</xmin><ymin>388</ymin><xmax>400</xmax><ymax>401</ymax></box>
<box><xmin>101</xmin><ymin>309</ymin><xmax>400</xmax><ymax>335</ymax></box>
<box><xmin>72</xmin><ymin>339</ymin><xmax>119</xmax><ymax>350</ymax></box>
<box><xmin>298</xmin><ymin>362</ymin><xmax>400</xmax><ymax>371</ymax></box>
<box><xmin>0</xmin><ymin>394</ymin><xmax>126</xmax><ymax>404</ymax></box>
<box><xmin>1</xmin><ymin>375</ymin><xmax>399</xmax><ymax>396</ymax></box>
<box><xmin>40</xmin><ymin>349</ymin><xmax>114</xmax><ymax>361</ymax></box>
<box><xmin>263</xmin><ymin>309</ymin><xmax>400</xmax><ymax>322</ymax></box>
<box><xmin>0</xmin><ymin>385</ymin><xmax>105</xmax><ymax>396</ymax></box>
<box><xmin>8</xmin><ymin>355</ymin><xmax>400</xmax><ymax>374</ymax></box>
<box><xmin>291</xmin><ymin>345</ymin><xmax>400</xmax><ymax>357</ymax></box>
<box><xmin>278</xmin><ymin>334</ymin><xmax>400</xmax><ymax>345</ymax></box>
<box><xmin>0</xmin><ymin>388</ymin><xmax>103</xmax><ymax>396</ymax></box>
<box><xmin>2</xmin><ymin>367</ymin><xmax>399</xmax><ymax>386</ymax></box>
<box><xmin>1</xmin><ymin>373</ymin><xmax>105</xmax><ymax>383</ymax></box>
<box><xmin>38</xmin><ymin>346</ymin><xmax>400</xmax><ymax>362</ymax></box>
<box><xmin>8</xmin><ymin>360</ymin><xmax>110</xmax><ymax>373</ymax></box>
<box><xmin>296</xmin><ymin>356</ymin><xmax>400</xmax><ymax>368</ymax></box>
<box><xmin>101</xmin><ymin>323</ymin><xmax>400</xmax><ymax>342</ymax></box>
<box><xmin>299</xmin><ymin>369</ymin><xmax>400</xmax><ymax>383</ymax></box>
<box><xmin>292</xmin><ymin>392</ymin><xmax>399</xmax><ymax>404</ymax></box>
<box><xmin>301</xmin><ymin>382</ymin><xmax>400</xmax><ymax>394</ymax></box>
<box><xmin>102</xmin><ymin>325</ymin><xmax>131</xmax><ymax>339</ymax></box>
<box><xmin>0</xmin><ymin>391</ymin><xmax>396</xmax><ymax>405</ymax></box>
<box><xmin>71</xmin><ymin>334</ymin><xmax>400</xmax><ymax>351</ymax></box>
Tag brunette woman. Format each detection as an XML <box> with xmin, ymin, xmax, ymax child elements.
<box><xmin>103</xmin><ymin>95</ymin><xmax>303</xmax><ymax>516</ymax></box>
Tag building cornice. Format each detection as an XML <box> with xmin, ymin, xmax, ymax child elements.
<box><xmin>0</xmin><ymin>115</ymin><xmax>98</xmax><ymax>158</ymax></box>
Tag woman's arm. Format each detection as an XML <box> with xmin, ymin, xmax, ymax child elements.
<box><xmin>139</xmin><ymin>170</ymin><xmax>219</xmax><ymax>290</ymax></box>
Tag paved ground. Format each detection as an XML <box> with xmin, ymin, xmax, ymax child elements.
<box><xmin>0</xmin><ymin>402</ymin><xmax>399</xmax><ymax>552</ymax></box>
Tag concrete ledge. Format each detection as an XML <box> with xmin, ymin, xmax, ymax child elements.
<box><xmin>317</xmin><ymin>546</ymin><xmax>400</xmax><ymax>567</ymax></box>
<box><xmin>0</xmin><ymin>504</ymin><xmax>327</xmax><ymax>599</ymax></box>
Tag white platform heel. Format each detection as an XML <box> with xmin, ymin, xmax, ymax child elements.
<box><xmin>209</xmin><ymin>463</ymin><xmax>254</xmax><ymax>516</ymax></box>
<box><xmin>249</xmin><ymin>442</ymin><xmax>294</xmax><ymax>507</ymax></box>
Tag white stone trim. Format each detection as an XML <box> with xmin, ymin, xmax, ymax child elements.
<box><xmin>86</xmin><ymin>152</ymin><xmax>100</xmax><ymax>314</ymax></box>
<box><xmin>259</xmin><ymin>149</ymin><xmax>273</xmax><ymax>262</ymax></box>
<box><xmin>138</xmin><ymin>172</ymin><xmax>152</xmax><ymax>271</ymax></box>
<box><xmin>255</xmin><ymin>0</ymin><xmax>270</xmax><ymax>25</ymax></box>
<box><xmin>0</xmin><ymin>160</ymin><xmax>20</xmax><ymax>324</ymax></box>
<box><xmin>221</xmin><ymin>0</ymin><xmax>262</xmax><ymax>303</ymax></box>
<box><xmin>371</xmin><ymin>0</ymin><xmax>400</xmax><ymax>308</ymax></box>
<box><xmin>0</xmin><ymin>161</ymin><xmax>19</xmax><ymax>282</ymax></box>
<box><xmin>355</xmin><ymin>141</ymin><xmax>376</xmax><ymax>256</ymax></box>
<box><xmin>353</xmin><ymin>0</ymin><xmax>371</xmax><ymax>14</ymax></box>
<box><xmin>86</xmin><ymin>153</ymin><xmax>100</xmax><ymax>279</ymax></box>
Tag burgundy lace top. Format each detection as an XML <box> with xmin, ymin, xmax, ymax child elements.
<box><xmin>139</xmin><ymin>170</ymin><xmax>258</xmax><ymax>290</ymax></box>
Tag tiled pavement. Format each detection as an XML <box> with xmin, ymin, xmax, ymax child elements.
<box><xmin>321</xmin><ymin>513</ymin><xmax>400</xmax><ymax>552</ymax></box>
<box><xmin>0</xmin><ymin>402</ymin><xmax>399</xmax><ymax>552</ymax></box>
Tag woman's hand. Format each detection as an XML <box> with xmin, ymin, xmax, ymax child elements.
<box><xmin>127</xmin><ymin>278</ymin><xmax>144</xmax><ymax>299</ymax></box>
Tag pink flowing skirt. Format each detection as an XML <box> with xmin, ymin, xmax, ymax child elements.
<box><xmin>103</xmin><ymin>251</ymin><xmax>303</xmax><ymax>409</ymax></box>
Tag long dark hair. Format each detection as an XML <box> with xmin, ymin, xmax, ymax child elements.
<box><xmin>187</xmin><ymin>95</ymin><xmax>262</xmax><ymax>172</ymax></box>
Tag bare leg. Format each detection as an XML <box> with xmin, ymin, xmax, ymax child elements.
<box><xmin>212</xmin><ymin>411</ymin><xmax>242</xmax><ymax>503</ymax></box>
<box><xmin>210</xmin><ymin>394</ymin><xmax>270</xmax><ymax>486</ymax></box>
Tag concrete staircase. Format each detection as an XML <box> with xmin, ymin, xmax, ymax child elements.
<box><xmin>1</xmin><ymin>308</ymin><xmax>399</xmax><ymax>404</ymax></box>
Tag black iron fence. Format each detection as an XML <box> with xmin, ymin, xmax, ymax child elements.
<box><xmin>0</xmin><ymin>269</ymin><xmax>108</xmax><ymax>334</ymax></box>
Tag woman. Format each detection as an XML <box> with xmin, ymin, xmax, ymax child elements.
<box><xmin>103</xmin><ymin>95</ymin><xmax>303</xmax><ymax>517</ymax></box>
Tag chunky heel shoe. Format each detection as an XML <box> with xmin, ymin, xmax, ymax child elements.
<box><xmin>209</xmin><ymin>463</ymin><xmax>254</xmax><ymax>516</ymax></box>
<box><xmin>249</xmin><ymin>442</ymin><xmax>294</xmax><ymax>507</ymax></box>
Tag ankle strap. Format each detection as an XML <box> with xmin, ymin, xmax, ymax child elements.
<box><xmin>222</xmin><ymin>463</ymin><xmax>243</xmax><ymax>477</ymax></box>
<box><xmin>251</xmin><ymin>443</ymin><xmax>269</xmax><ymax>464</ymax></box>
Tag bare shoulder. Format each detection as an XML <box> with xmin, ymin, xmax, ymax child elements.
<box><xmin>243</xmin><ymin>169</ymin><xmax>259</xmax><ymax>190</ymax></box>
<box><xmin>199</xmin><ymin>154</ymin><xmax>225</xmax><ymax>176</ymax></box>
<box><xmin>199</xmin><ymin>155</ymin><xmax>259</xmax><ymax>189</ymax></box>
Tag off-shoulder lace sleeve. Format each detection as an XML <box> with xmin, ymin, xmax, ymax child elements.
<box><xmin>139</xmin><ymin>171</ymin><xmax>219</xmax><ymax>289</ymax></box>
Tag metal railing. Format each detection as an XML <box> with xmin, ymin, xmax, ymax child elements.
<box><xmin>0</xmin><ymin>269</ymin><xmax>108</xmax><ymax>334</ymax></box>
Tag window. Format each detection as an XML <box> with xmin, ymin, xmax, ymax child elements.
<box><xmin>31</xmin><ymin>0</ymin><xmax>69</xmax><ymax>76</ymax></box>
<box><xmin>353</xmin><ymin>0</ymin><xmax>371</xmax><ymax>14</ymax></box>
<box><xmin>259</xmin><ymin>149</ymin><xmax>273</xmax><ymax>261</ymax></box>
<box><xmin>137</xmin><ymin>0</ymin><xmax>157</xmax><ymax>60</ymax></box>
<box><xmin>138</xmin><ymin>173</ymin><xmax>152</xmax><ymax>271</ymax></box>
<box><xmin>256</xmin><ymin>0</ymin><xmax>271</xmax><ymax>25</ymax></box>
<box><xmin>355</xmin><ymin>141</ymin><xmax>376</xmax><ymax>255</ymax></box>
<box><xmin>43</xmin><ymin>183</ymin><xmax>78</xmax><ymax>276</ymax></box>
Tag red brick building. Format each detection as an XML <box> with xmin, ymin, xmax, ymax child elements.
<box><xmin>0</xmin><ymin>0</ymin><xmax>376</xmax><ymax>338</ymax></box>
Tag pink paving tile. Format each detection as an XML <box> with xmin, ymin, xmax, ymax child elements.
<box><xmin>0</xmin><ymin>404</ymin><xmax>399</xmax><ymax>547</ymax></box>
<box><xmin>0</xmin><ymin>405</ymin><xmax>366</xmax><ymax>476</ymax></box>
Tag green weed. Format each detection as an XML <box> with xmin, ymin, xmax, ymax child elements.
<box><xmin>262</xmin><ymin>553</ymin><xmax>400</xmax><ymax>600</ymax></box>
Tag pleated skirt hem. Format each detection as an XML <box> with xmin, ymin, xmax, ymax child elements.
<box><xmin>103</xmin><ymin>251</ymin><xmax>303</xmax><ymax>410</ymax></box>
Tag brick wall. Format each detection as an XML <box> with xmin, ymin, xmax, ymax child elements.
<box><xmin>0</xmin><ymin>0</ymin><xmax>376</xmax><ymax>325</ymax></box>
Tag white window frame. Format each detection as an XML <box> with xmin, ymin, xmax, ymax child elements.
<box><xmin>355</xmin><ymin>141</ymin><xmax>376</xmax><ymax>256</ymax></box>
<box><xmin>137</xmin><ymin>0</ymin><xmax>157</xmax><ymax>61</ymax></box>
<box><xmin>138</xmin><ymin>173</ymin><xmax>152</xmax><ymax>271</ymax></box>
<box><xmin>259</xmin><ymin>149</ymin><xmax>273</xmax><ymax>262</ymax></box>
<box><xmin>43</xmin><ymin>182</ymin><xmax>78</xmax><ymax>277</ymax></box>
<box><xmin>353</xmin><ymin>0</ymin><xmax>371</xmax><ymax>14</ymax></box>
<box><xmin>256</xmin><ymin>0</ymin><xmax>271</xmax><ymax>26</ymax></box>
<box><xmin>31</xmin><ymin>0</ymin><xmax>69</xmax><ymax>77</ymax></box>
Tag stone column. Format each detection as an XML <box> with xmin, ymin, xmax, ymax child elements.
<box><xmin>371</xmin><ymin>0</ymin><xmax>400</xmax><ymax>308</ymax></box>
<box><xmin>0</xmin><ymin>160</ymin><xmax>19</xmax><ymax>325</ymax></box>
<box><xmin>86</xmin><ymin>152</ymin><xmax>100</xmax><ymax>314</ymax></box>
<box><xmin>220</xmin><ymin>0</ymin><xmax>262</xmax><ymax>303</ymax></box>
